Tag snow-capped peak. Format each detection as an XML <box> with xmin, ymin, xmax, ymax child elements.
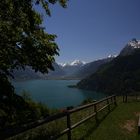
<box><xmin>58</xmin><ymin>63</ymin><xmax>69</xmax><ymax>67</ymax></box>
<box><xmin>62</xmin><ymin>63</ymin><xmax>69</xmax><ymax>67</ymax></box>
<box><xmin>127</xmin><ymin>39</ymin><xmax>140</xmax><ymax>49</ymax></box>
<box><xmin>119</xmin><ymin>38</ymin><xmax>140</xmax><ymax>56</ymax></box>
<box><xmin>70</xmin><ymin>60</ymin><xmax>86</xmax><ymax>66</ymax></box>
<box><xmin>58</xmin><ymin>60</ymin><xmax>86</xmax><ymax>67</ymax></box>
<box><xmin>108</xmin><ymin>54</ymin><xmax>117</xmax><ymax>58</ymax></box>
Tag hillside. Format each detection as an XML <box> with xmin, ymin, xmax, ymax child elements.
<box><xmin>77</xmin><ymin>40</ymin><xmax>140</xmax><ymax>95</ymax></box>
<box><xmin>69</xmin><ymin>57</ymin><xmax>114</xmax><ymax>79</ymax></box>
<box><xmin>72</xmin><ymin>98</ymin><xmax>140</xmax><ymax>140</ymax></box>
<box><xmin>59</xmin><ymin>60</ymin><xmax>86</xmax><ymax>78</ymax></box>
<box><xmin>3</xmin><ymin>96</ymin><xmax>140</xmax><ymax>140</ymax></box>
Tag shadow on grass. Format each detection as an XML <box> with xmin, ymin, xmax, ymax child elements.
<box><xmin>76</xmin><ymin>106</ymin><xmax>117</xmax><ymax>140</ymax></box>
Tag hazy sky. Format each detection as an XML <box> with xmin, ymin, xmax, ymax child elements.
<box><xmin>35</xmin><ymin>0</ymin><xmax>140</xmax><ymax>63</ymax></box>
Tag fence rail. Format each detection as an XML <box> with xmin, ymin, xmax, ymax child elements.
<box><xmin>0</xmin><ymin>95</ymin><xmax>117</xmax><ymax>140</ymax></box>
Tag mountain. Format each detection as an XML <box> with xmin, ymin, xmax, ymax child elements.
<box><xmin>44</xmin><ymin>63</ymin><xmax>66</xmax><ymax>79</ymax></box>
<box><xmin>12</xmin><ymin>60</ymin><xmax>85</xmax><ymax>80</ymax></box>
<box><xmin>58</xmin><ymin>58</ymin><xmax>115</xmax><ymax>79</ymax></box>
<box><xmin>12</xmin><ymin>58</ymin><xmax>115</xmax><ymax>80</ymax></box>
<box><xmin>12</xmin><ymin>66</ymin><xmax>40</xmax><ymax>80</ymax></box>
<box><xmin>120</xmin><ymin>38</ymin><xmax>140</xmax><ymax>56</ymax></box>
<box><xmin>77</xmin><ymin>39</ymin><xmax>140</xmax><ymax>95</ymax></box>
<box><xmin>44</xmin><ymin>60</ymin><xmax>86</xmax><ymax>79</ymax></box>
<box><xmin>60</xmin><ymin>60</ymin><xmax>86</xmax><ymax>67</ymax></box>
<box><xmin>50</xmin><ymin>58</ymin><xmax>115</xmax><ymax>79</ymax></box>
<box><xmin>12</xmin><ymin>63</ymin><xmax>65</xmax><ymax>80</ymax></box>
<box><xmin>65</xmin><ymin>57</ymin><xmax>115</xmax><ymax>79</ymax></box>
<box><xmin>60</xmin><ymin>60</ymin><xmax>86</xmax><ymax>77</ymax></box>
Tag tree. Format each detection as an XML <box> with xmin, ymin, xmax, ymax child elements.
<box><xmin>0</xmin><ymin>0</ymin><xmax>68</xmax><ymax>97</ymax></box>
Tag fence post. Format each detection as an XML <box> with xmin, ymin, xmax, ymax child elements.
<box><xmin>107</xmin><ymin>98</ymin><xmax>110</xmax><ymax>112</ymax></box>
<box><xmin>111</xmin><ymin>96</ymin><xmax>113</xmax><ymax>103</ymax></box>
<box><xmin>123</xmin><ymin>95</ymin><xmax>125</xmax><ymax>103</ymax></box>
<box><xmin>114</xmin><ymin>96</ymin><xmax>117</xmax><ymax>106</ymax></box>
<box><xmin>94</xmin><ymin>103</ymin><xmax>98</xmax><ymax>123</ymax></box>
<box><xmin>136</xmin><ymin>93</ymin><xmax>138</xmax><ymax>101</ymax></box>
<box><xmin>66</xmin><ymin>111</ymin><xmax>71</xmax><ymax>140</ymax></box>
<box><xmin>125</xmin><ymin>94</ymin><xmax>128</xmax><ymax>103</ymax></box>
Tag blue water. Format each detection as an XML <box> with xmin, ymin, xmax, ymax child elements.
<box><xmin>13</xmin><ymin>80</ymin><xmax>106</xmax><ymax>109</ymax></box>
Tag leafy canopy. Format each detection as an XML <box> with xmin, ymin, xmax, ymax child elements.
<box><xmin>0</xmin><ymin>0</ymin><xmax>68</xmax><ymax>96</ymax></box>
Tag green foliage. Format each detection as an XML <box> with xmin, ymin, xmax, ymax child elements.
<box><xmin>0</xmin><ymin>1</ymin><xmax>71</xmax><ymax>138</ymax></box>
<box><xmin>0</xmin><ymin>91</ymin><xmax>51</xmax><ymax>128</ymax></box>
<box><xmin>20</xmin><ymin>90</ymin><xmax>50</xmax><ymax>119</ymax></box>
<box><xmin>0</xmin><ymin>0</ymin><xmax>69</xmax><ymax>133</ymax></box>
<box><xmin>37</xmin><ymin>0</ymin><xmax>69</xmax><ymax>16</ymax></box>
<box><xmin>0</xmin><ymin>73</ymin><xmax>14</xmax><ymax>97</ymax></box>
<box><xmin>21</xmin><ymin>90</ymin><xmax>32</xmax><ymax>101</ymax></box>
<box><xmin>0</xmin><ymin>0</ymin><xmax>68</xmax><ymax>96</ymax></box>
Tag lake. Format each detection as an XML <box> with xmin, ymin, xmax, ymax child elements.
<box><xmin>13</xmin><ymin>80</ymin><xmax>106</xmax><ymax>109</ymax></box>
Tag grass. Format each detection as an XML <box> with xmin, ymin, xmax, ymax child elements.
<box><xmin>7</xmin><ymin>96</ymin><xmax>140</xmax><ymax>140</ymax></box>
<box><xmin>63</xmin><ymin>97</ymin><xmax>140</xmax><ymax>140</ymax></box>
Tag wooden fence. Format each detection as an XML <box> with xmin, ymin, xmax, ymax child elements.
<box><xmin>0</xmin><ymin>95</ymin><xmax>117</xmax><ymax>140</ymax></box>
<box><xmin>123</xmin><ymin>92</ymin><xmax>140</xmax><ymax>103</ymax></box>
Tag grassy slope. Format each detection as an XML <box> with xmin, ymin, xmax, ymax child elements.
<box><xmin>68</xmin><ymin>98</ymin><xmax>140</xmax><ymax>140</ymax></box>
<box><xmin>7</xmin><ymin>97</ymin><xmax>140</xmax><ymax>140</ymax></box>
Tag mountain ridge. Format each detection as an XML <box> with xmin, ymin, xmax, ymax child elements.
<box><xmin>77</xmin><ymin>39</ymin><xmax>140</xmax><ymax>95</ymax></box>
<box><xmin>12</xmin><ymin>57</ymin><xmax>115</xmax><ymax>80</ymax></box>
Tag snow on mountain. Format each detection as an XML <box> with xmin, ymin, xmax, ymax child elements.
<box><xmin>59</xmin><ymin>60</ymin><xmax>86</xmax><ymax>67</ymax></box>
<box><xmin>70</xmin><ymin>60</ymin><xmax>86</xmax><ymax>66</ymax></box>
<box><xmin>127</xmin><ymin>39</ymin><xmax>140</xmax><ymax>48</ymax></box>
<box><xmin>108</xmin><ymin>54</ymin><xmax>118</xmax><ymax>58</ymax></box>
<box><xmin>58</xmin><ymin>63</ymin><xmax>69</xmax><ymax>67</ymax></box>
<box><xmin>120</xmin><ymin>39</ymin><xmax>140</xmax><ymax>56</ymax></box>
